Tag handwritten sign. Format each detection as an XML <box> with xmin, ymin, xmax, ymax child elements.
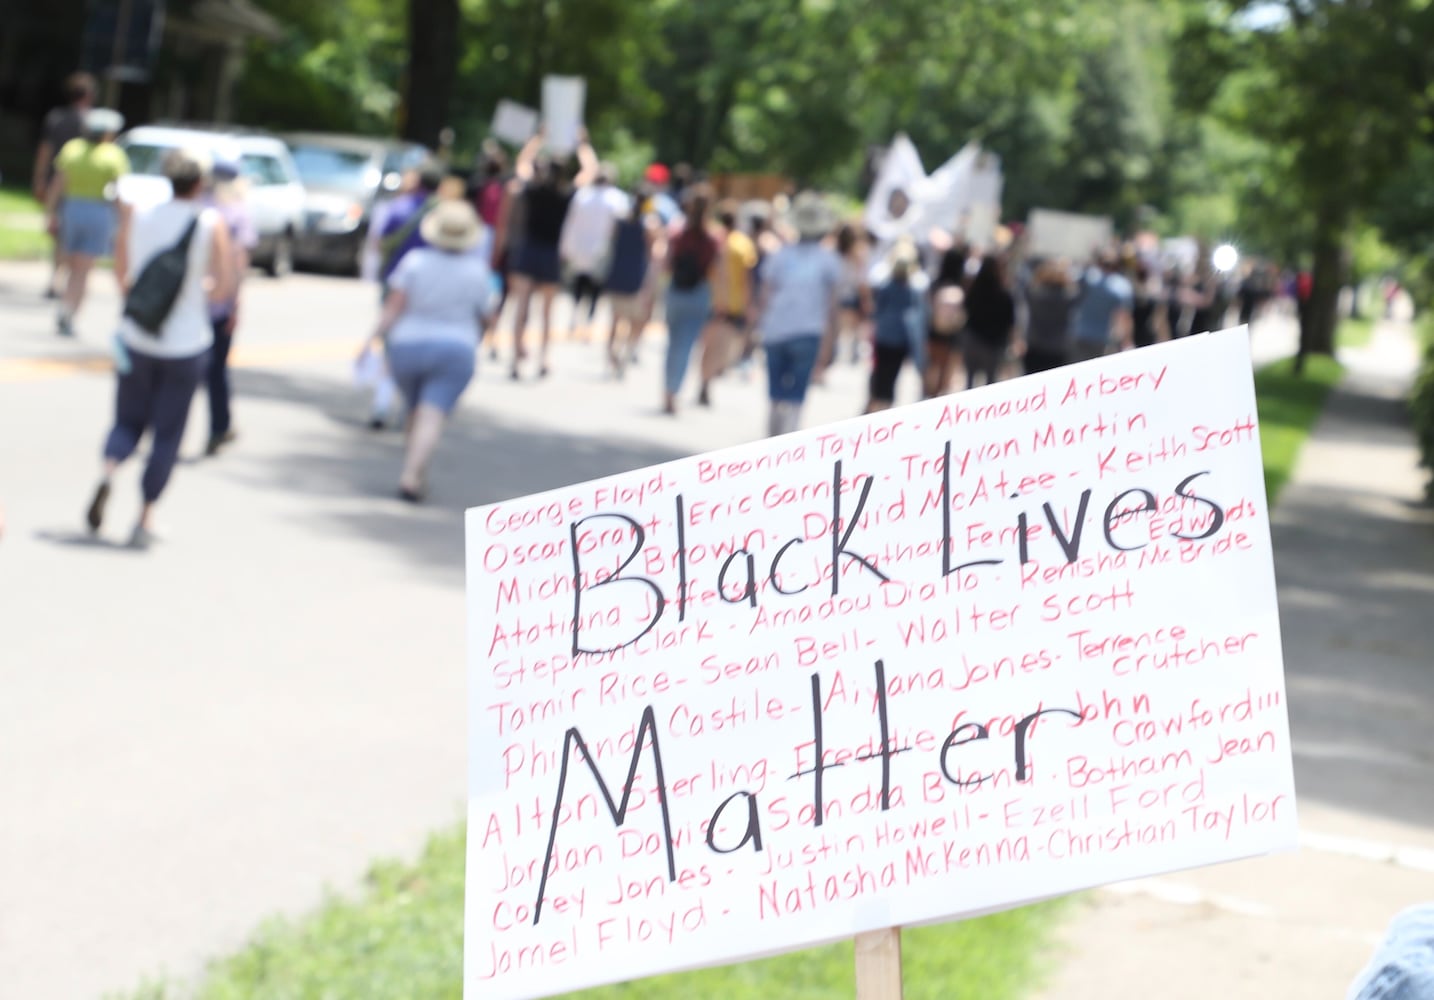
<box><xmin>540</xmin><ymin>76</ymin><xmax>586</xmax><ymax>156</ymax></box>
<box><xmin>464</xmin><ymin>329</ymin><xmax>1297</xmax><ymax>1000</ymax></box>
<box><xmin>1026</xmin><ymin>208</ymin><xmax>1114</xmax><ymax>262</ymax></box>
<box><xmin>491</xmin><ymin>100</ymin><xmax>539</xmax><ymax>147</ymax></box>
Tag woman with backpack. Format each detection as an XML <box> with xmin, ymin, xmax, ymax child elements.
<box><xmin>603</xmin><ymin>189</ymin><xmax>657</xmax><ymax>378</ymax></box>
<box><xmin>661</xmin><ymin>184</ymin><xmax>719</xmax><ymax>415</ymax></box>
<box><xmin>85</xmin><ymin>148</ymin><xmax>235</xmax><ymax>549</ymax></box>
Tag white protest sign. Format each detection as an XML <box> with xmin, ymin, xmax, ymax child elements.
<box><xmin>465</xmin><ymin>328</ymin><xmax>1297</xmax><ymax>1000</ymax></box>
<box><xmin>541</xmin><ymin>75</ymin><xmax>586</xmax><ymax>155</ymax></box>
<box><xmin>491</xmin><ymin>100</ymin><xmax>539</xmax><ymax>147</ymax></box>
<box><xmin>1027</xmin><ymin>208</ymin><xmax>1115</xmax><ymax>262</ymax></box>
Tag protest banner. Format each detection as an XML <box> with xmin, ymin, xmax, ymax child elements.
<box><xmin>866</xmin><ymin>137</ymin><xmax>1003</xmax><ymax>255</ymax></box>
<box><xmin>465</xmin><ymin>328</ymin><xmax>1298</xmax><ymax>1000</ymax></box>
<box><xmin>541</xmin><ymin>76</ymin><xmax>586</xmax><ymax>155</ymax></box>
<box><xmin>1026</xmin><ymin>209</ymin><xmax>1115</xmax><ymax>262</ymax></box>
<box><xmin>491</xmin><ymin>100</ymin><xmax>539</xmax><ymax>147</ymax></box>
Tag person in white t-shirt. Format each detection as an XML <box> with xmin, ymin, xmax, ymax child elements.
<box><xmin>85</xmin><ymin>148</ymin><xmax>235</xmax><ymax>549</ymax></box>
<box><xmin>559</xmin><ymin>164</ymin><xmax>629</xmax><ymax>339</ymax></box>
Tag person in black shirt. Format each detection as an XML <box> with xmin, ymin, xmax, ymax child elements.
<box><xmin>31</xmin><ymin>72</ymin><xmax>95</xmax><ymax>299</ymax></box>
<box><xmin>506</xmin><ymin>131</ymin><xmax>598</xmax><ymax>379</ymax></box>
<box><xmin>962</xmin><ymin>254</ymin><xmax>1016</xmax><ymax>389</ymax></box>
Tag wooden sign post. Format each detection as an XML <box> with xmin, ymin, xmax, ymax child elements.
<box><xmin>855</xmin><ymin>928</ymin><xmax>903</xmax><ymax>1000</ymax></box>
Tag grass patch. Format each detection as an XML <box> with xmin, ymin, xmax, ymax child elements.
<box><xmin>1337</xmin><ymin>315</ymin><xmax>1375</xmax><ymax>349</ymax></box>
<box><xmin>0</xmin><ymin>186</ymin><xmax>49</xmax><ymax>261</ymax></box>
<box><xmin>0</xmin><ymin>185</ymin><xmax>42</xmax><ymax>215</ymax></box>
<box><xmin>114</xmin><ymin>824</ymin><xmax>1066</xmax><ymax>1000</ymax></box>
<box><xmin>1255</xmin><ymin>354</ymin><xmax>1344</xmax><ymax>503</ymax></box>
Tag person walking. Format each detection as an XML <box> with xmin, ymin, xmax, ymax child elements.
<box><xmin>506</xmin><ymin>131</ymin><xmax>599</xmax><ymax>380</ymax></box>
<box><xmin>1130</xmin><ymin>261</ymin><xmax>1164</xmax><ymax>348</ymax></box>
<box><xmin>661</xmin><ymin>185</ymin><xmax>719</xmax><ymax>415</ymax></box>
<box><xmin>45</xmin><ymin>107</ymin><xmax>129</xmax><ymax>337</ymax></box>
<box><xmin>367</xmin><ymin>201</ymin><xmax>495</xmax><ymax>501</ymax></box>
<box><xmin>697</xmin><ymin>199</ymin><xmax>758</xmax><ymax>406</ymax></box>
<box><xmin>603</xmin><ymin>191</ymin><xmax>656</xmax><ymax>378</ymax></box>
<box><xmin>85</xmin><ymin>149</ymin><xmax>235</xmax><ymax>548</ymax></box>
<box><xmin>865</xmin><ymin>240</ymin><xmax>927</xmax><ymax>413</ymax></box>
<box><xmin>1019</xmin><ymin>257</ymin><xmax>1078</xmax><ymax>375</ymax></box>
<box><xmin>31</xmin><ymin>72</ymin><xmax>95</xmax><ymax>299</ymax></box>
<box><xmin>962</xmin><ymin>254</ymin><xmax>1017</xmax><ymax>389</ymax></box>
<box><xmin>925</xmin><ymin>241</ymin><xmax>970</xmax><ymax>397</ymax></box>
<box><xmin>833</xmin><ymin>223</ymin><xmax>872</xmax><ymax>366</ymax></box>
<box><xmin>472</xmin><ymin>145</ymin><xmax>510</xmax><ymax>359</ymax></box>
<box><xmin>560</xmin><ymin>162</ymin><xmax>628</xmax><ymax>341</ymax></box>
<box><xmin>755</xmin><ymin>192</ymin><xmax>842</xmax><ymax>436</ymax></box>
<box><xmin>1071</xmin><ymin>249</ymin><xmax>1134</xmax><ymax>363</ymax></box>
<box><xmin>203</xmin><ymin>153</ymin><xmax>257</xmax><ymax>456</ymax></box>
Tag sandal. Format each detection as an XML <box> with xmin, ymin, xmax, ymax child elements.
<box><xmin>86</xmin><ymin>482</ymin><xmax>110</xmax><ymax>533</ymax></box>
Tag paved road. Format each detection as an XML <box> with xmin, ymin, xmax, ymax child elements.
<box><xmin>0</xmin><ymin>261</ymin><xmax>1403</xmax><ymax>999</ymax></box>
<box><xmin>0</xmin><ymin>263</ymin><xmax>916</xmax><ymax>999</ymax></box>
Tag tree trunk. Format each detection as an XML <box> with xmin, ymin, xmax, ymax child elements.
<box><xmin>403</xmin><ymin>0</ymin><xmax>460</xmax><ymax>149</ymax></box>
<box><xmin>1296</xmin><ymin>214</ymin><xmax>1344</xmax><ymax>373</ymax></box>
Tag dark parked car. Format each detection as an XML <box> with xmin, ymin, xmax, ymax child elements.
<box><xmin>285</xmin><ymin>134</ymin><xmax>431</xmax><ymax>274</ymax></box>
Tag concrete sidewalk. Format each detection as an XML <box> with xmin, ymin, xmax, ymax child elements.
<box><xmin>1037</xmin><ymin>320</ymin><xmax>1434</xmax><ymax>999</ymax></box>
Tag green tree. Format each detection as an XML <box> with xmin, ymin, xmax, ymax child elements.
<box><xmin>1182</xmin><ymin>0</ymin><xmax>1434</xmax><ymax>366</ymax></box>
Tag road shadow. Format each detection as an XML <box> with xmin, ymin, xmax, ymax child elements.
<box><xmin>32</xmin><ymin>528</ymin><xmax>143</xmax><ymax>553</ymax></box>
<box><xmin>1271</xmin><ymin>374</ymin><xmax>1434</xmax><ymax>833</ymax></box>
<box><xmin>221</xmin><ymin>365</ymin><xmax>690</xmax><ymax>579</ymax></box>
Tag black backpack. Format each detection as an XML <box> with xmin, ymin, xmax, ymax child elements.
<box><xmin>124</xmin><ymin>216</ymin><xmax>200</xmax><ymax>335</ymax></box>
<box><xmin>670</xmin><ymin>235</ymin><xmax>706</xmax><ymax>291</ymax></box>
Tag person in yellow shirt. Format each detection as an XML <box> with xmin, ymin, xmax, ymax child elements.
<box><xmin>45</xmin><ymin>108</ymin><xmax>130</xmax><ymax>337</ymax></box>
<box><xmin>698</xmin><ymin>199</ymin><xmax>758</xmax><ymax>407</ymax></box>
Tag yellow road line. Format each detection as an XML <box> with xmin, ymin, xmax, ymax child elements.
<box><xmin>0</xmin><ymin>323</ymin><xmax>661</xmax><ymax>383</ymax></box>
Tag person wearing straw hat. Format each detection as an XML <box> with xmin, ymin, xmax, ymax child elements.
<box><xmin>366</xmin><ymin>199</ymin><xmax>495</xmax><ymax>501</ymax></box>
<box><xmin>753</xmin><ymin>191</ymin><xmax>842</xmax><ymax>436</ymax></box>
<box><xmin>45</xmin><ymin>106</ymin><xmax>129</xmax><ymax>337</ymax></box>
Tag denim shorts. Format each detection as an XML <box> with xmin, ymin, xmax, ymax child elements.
<box><xmin>61</xmin><ymin>198</ymin><xmax>116</xmax><ymax>258</ymax></box>
<box><xmin>512</xmin><ymin>241</ymin><xmax>562</xmax><ymax>285</ymax></box>
<box><xmin>386</xmin><ymin>338</ymin><xmax>476</xmax><ymax>414</ymax></box>
<box><xmin>765</xmin><ymin>334</ymin><xmax>823</xmax><ymax>403</ymax></box>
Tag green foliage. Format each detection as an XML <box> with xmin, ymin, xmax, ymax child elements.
<box><xmin>115</xmin><ymin>823</ymin><xmax>1066</xmax><ymax>1000</ymax></box>
<box><xmin>239</xmin><ymin>0</ymin><xmax>403</xmax><ymax>134</ymax></box>
<box><xmin>1254</xmin><ymin>355</ymin><xmax>1344</xmax><ymax>502</ymax></box>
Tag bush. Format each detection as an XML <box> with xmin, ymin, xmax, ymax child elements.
<box><xmin>1412</xmin><ymin>320</ymin><xmax>1434</xmax><ymax>501</ymax></box>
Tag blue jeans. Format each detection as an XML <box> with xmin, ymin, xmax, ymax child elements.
<box><xmin>664</xmin><ymin>283</ymin><xmax>711</xmax><ymax>396</ymax></box>
<box><xmin>765</xmin><ymin>334</ymin><xmax>822</xmax><ymax>403</ymax></box>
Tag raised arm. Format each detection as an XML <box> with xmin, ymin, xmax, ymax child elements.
<box><xmin>514</xmin><ymin>132</ymin><xmax>544</xmax><ymax>182</ymax></box>
<box><xmin>572</xmin><ymin>132</ymin><xmax>600</xmax><ymax>188</ymax></box>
